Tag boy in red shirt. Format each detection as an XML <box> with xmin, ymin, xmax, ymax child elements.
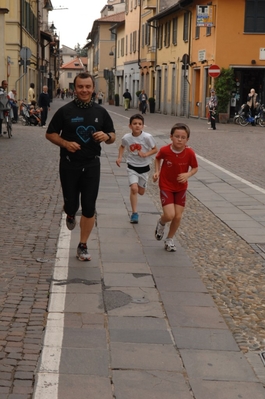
<box><xmin>153</xmin><ymin>123</ymin><xmax>198</xmax><ymax>252</ymax></box>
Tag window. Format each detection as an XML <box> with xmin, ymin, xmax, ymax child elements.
<box><xmin>133</xmin><ymin>30</ymin><xmax>137</xmax><ymax>52</ymax></box>
<box><xmin>145</xmin><ymin>23</ymin><xmax>150</xmax><ymax>46</ymax></box>
<box><xmin>126</xmin><ymin>35</ymin><xmax>128</xmax><ymax>55</ymax></box>
<box><xmin>121</xmin><ymin>38</ymin><xmax>125</xmax><ymax>57</ymax></box>
<box><xmin>142</xmin><ymin>23</ymin><xmax>145</xmax><ymax>47</ymax></box>
<box><xmin>172</xmin><ymin>17</ymin><xmax>178</xmax><ymax>45</ymax></box>
<box><xmin>130</xmin><ymin>32</ymin><xmax>132</xmax><ymax>53</ymax></box>
<box><xmin>118</xmin><ymin>40</ymin><xmax>120</xmax><ymax>58</ymax></box>
<box><xmin>206</xmin><ymin>26</ymin><xmax>211</xmax><ymax>36</ymax></box>
<box><xmin>164</xmin><ymin>21</ymin><xmax>171</xmax><ymax>47</ymax></box>
<box><xmin>183</xmin><ymin>12</ymin><xmax>189</xmax><ymax>42</ymax></box>
<box><xmin>21</xmin><ymin>0</ymin><xmax>38</xmax><ymax>40</ymax></box>
<box><xmin>67</xmin><ymin>72</ymin><xmax>72</xmax><ymax>78</ymax></box>
<box><xmin>245</xmin><ymin>0</ymin><xmax>265</xmax><ymax>32</ymax></box>
<box><xmin>195</xmin><ymin>25</ymin><xmax>200</xmax><ymax>39</ymax></box>
<box><xmin>158</xmin><ymin>25</ymin><xmax>163</xmax><ymax>49</ymax></box>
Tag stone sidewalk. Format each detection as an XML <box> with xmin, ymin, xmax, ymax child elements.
<box><xmin>33</xmin><ymin>135</ymin><xmax>265</xmax><ymax>398</ymax></box>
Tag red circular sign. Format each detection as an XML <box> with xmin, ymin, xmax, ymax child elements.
<box><xmin>209</xmin><ymin>64</ymin><xmax>221</xmax><ymax>78</ymax></box>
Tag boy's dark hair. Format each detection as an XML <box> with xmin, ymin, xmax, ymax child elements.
<box><xmin>74</xmin><ymin>72</ymin><xmax>95</xmax><ymax>88</ymax></box>
<box><xmin>30</xmin><ymin>83</ymin><xmax>35</xmax><ymax>89</ymax></box>
<box><xmin>170</xmin><ymin>123</ymin><xmax>190</xmax><ymax>138</ymax></box>
<box><xmin>129</xmin><ymin>113</ymin><xmax>144</xmax><ymax>124</ymax></box>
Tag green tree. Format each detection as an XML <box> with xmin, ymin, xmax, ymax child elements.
<box><xmin>74</xmin><ymin>43</ymin><xmax>87</xmax><ymax>57</ymax></box>
<box><xmin>214</xmin><ymin>68</ymin><xmax>236</xmax><ymax>113</ymax></box>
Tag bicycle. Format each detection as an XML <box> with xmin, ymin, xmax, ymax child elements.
<box><xmin>2</xmin><ymin>108</ymin><xmax>12</xmax><ymax>138</ymax></box>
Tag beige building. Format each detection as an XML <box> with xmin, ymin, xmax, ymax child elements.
<box><xmin>87</xmin><ymin>11</ymin><xmax>125</xmax><ymax>102</ymax></box>
<box><xmin>0</xmin><ymin>0</ymin><xmax>60</xmax><ymax>102</ymax></box>
<box><xmin>59</xmin><ymin>57</ymin><xmax>87</xmax><ymax>92</ymax></box>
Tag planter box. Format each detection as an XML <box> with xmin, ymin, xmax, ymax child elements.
<box><xmin>218</xmin><ymin>113</ymin><xmax>229</xmax><ymax>123</ymax></box>
<box><xmin>149</xmin><ymin>102</ymin><xmax>155</xmax><ymax>113</ymax></box>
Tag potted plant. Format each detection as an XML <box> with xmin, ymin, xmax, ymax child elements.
<box><xmin>148</xmin><ymin>97</ymin><xmax>156</xmax><ymax>113</ymax></box>
<box><xmin>214</xmin><ymin>68</ymin><xmax>235</xmax><ymax>123</ymax></box>
<box><xmin>108</xmin><ymin>94</ymin><xmax>114</xmax><ymax>105</ymax></box>
<box><xmin>114</xmin><ymin>93</ymin><xmax>119</xmax><ymax>106</ymax></box>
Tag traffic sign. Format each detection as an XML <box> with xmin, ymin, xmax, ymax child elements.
<box><xmin>209</xmin><ymin>64</ymin><xmax>221</xmax><ymax>78</ymax></box>
<box><xmin>20</xmin><ymin>47</ymin><xmax>32</xmax><ymax>60</ymax></box>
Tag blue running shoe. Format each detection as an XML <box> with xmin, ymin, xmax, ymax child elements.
<box><xmin>130</xmin><ymin>213</ymin><xmax>139</xmax><ymax>224</ymax></box>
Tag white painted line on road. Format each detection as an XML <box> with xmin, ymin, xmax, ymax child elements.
<box><xmin>33</xmin><ymin>215</ymin><xmax>70</xmax><ymax>399</ymax></box>
<box><xmin>197</xmin><ymin>155</ymin><xmax>265</xmax><ymax>195</ymax></box>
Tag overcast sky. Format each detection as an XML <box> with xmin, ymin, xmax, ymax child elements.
<box><xmin>50</xmin><ymin>0</ymin><xmax>108</xmax><ymax>49</ymax></box>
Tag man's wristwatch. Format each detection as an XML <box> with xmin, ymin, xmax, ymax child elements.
<box><xmin>105</xmin><ymin>133</ymin><xmax>111</xmax><ymax>141</ymax></box>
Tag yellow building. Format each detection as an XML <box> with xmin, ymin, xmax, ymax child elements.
<box><xmin>0</xmin><ymin>0</ymin><xmax>59</xmax><ymax>102</ymax></box>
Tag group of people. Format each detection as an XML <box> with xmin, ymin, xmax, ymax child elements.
<box><xmin>207</xmin><ymin>87</ymin><xmax>260</xmax><ymax>129</ymax></box>
<box><xmin>27</xmin><ymin>83</ymin><xmax>50</xmax><ymax>128</ymax></box>
<box><xmin>122</xmin><ymin>89</ymin><xmax>149</xmax><ymax>114</ymax></box>
<box><xmin>45</xmin><ymin>72</ymin><xmax>198</xmax><ymax>260</ymax></box>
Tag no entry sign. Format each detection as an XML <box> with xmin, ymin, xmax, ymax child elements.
<box><xmin>209</xmin><ymin>64</ymin><xmax>221</xmax><ymax>78</ymax></box>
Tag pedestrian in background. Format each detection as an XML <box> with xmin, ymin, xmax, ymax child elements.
<box><xmin>138</xmin><ymin>89</ymin><xmax>148</xmax><ymax>114</ymax></box>
<box><xmin>8</xmin><ymin>89</ymin><xmax>18</xmax><ymax>123</ymax></box>
<box><xmin>246</xmin><ymin>88</ymin><xmax>259</xmax><ymax>126</ymax></box>
<box><xmin>38</xmin><ymin>85</ymin><xmax>50</xmax><ymax>128</ymax></box>
<box><xmin>46</xmin><ymin>72</ymin><xmax>115</xmax><ymax>261</ymax></box>
<box><xmin>28</xmin><ymin>83</ymin><xmax>35</xmax><ymax>105</ymax></box>
<box><xmin>123</xmin><ymin>89</ymin><xmax>132</xmax><ymax>110</ymax></box>
<box><xmin>207</xmin><ymin>89</ymin><xmax>218</xmax><ymax>130</ymax></box>
<box><xmin>0</xmin><ymin>80</ymin><xmax>10</xmax><ymax>136</ymax></box>
<box><xmin>153</xmin><ymin>123</ymin><xmax>198</xmax><ymax>252</ymax></box>
<box><xmin>116</xmin><ymin>113</ymin><xmax>157</xmax><ymax>224</ymax></box>
<box><xmin>97</xmin><ymin>90</ymin><xmax>104</xmax><ymax>105</ymax></box>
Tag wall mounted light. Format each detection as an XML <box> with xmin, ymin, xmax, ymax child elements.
<box><xmin>50</xmin><ymin>22</ymin><xmax>56</xmax><ymax>31</ymax></box>
<box><xmin>200</xmin><ymin>59</ymin><xmax>208</xmax><ymax>64</ymax></box>
<box><xmin>251</xmin><ymin>59</ymin><xmax>256</xmax><ymax>65</ymax></box>
<box><xmin>189</xmin><ymin>62</ymin><xmax>197</xmax><ymax>66</ymax></box>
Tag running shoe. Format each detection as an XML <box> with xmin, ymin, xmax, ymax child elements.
<box><xmin>66</xmin><ymin>215</ymin><xmax>76</xmax><ymax>231</ymax></box>
<box><xmin>130</xmin><ymin>213</ymin><xmax>139</xmax><ymax>223</ymax></box>
<box><xmin>155</xmin><ymin>219</ymin><xmax>165</xmax><ymax>240</ymax></box>
<box><xmin>164</xmin><ymin>238</ymin><xmax>177</xmax><ymax>252</ymax></box>
<box><xmin>76</xmin><ymin>243</ymin><xmax>91</xmax><ymax>261</ymax></box>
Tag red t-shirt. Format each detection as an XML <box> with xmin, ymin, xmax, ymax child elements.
<box><xmin>156</xmin><ymin>144</ymin><xmax>198</xmax><ymax>192</ymax></box>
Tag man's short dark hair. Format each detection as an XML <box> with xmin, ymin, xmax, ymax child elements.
<box><xmin>129</xmin><ymin>114</ymin><xmax>144</xmax><ymax>124</ymax></box>
<box><xmin>74</xmin><ymin>72</ymin><xmax>95</xmax><ymax>88</ymax></box>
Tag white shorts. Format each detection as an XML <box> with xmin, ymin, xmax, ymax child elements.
<box><xmin>127</xmin><ymin>167</ymin><xmax>149</xmax><ymax>189</ymax></box>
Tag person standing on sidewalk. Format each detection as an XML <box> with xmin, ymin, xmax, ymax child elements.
<box><xmin>8</xmin><ymin>89</ymin><xmax>18</xmax><ymax>123</ymax></box>
<box><xmin>123</xmin><ymin>88</ymin><xmax>132</xmax><ymax>110</ymax></box>
<box><xmin>116</xmin><ymin>113</ymin><xmax>157</xmax><ymax>224</ymax></box>
<box><xmin>138</xmin><ymin>89</ymin><xmax>148</xmax><ymax>114</ymax></box>
<box><xmin>46</xmin><ymin>72</ymin><xmax>115</xmax><ymax>261</ymax></box>
<box><xmin>0</xmin><ymin>80</ymin><xmax>10</xmax><ymax>136</ymax></box>
<box><xmin>28</xmin><ymin>83</ymin><xmax>35</xmax><ymax>105</ymax></box>
<box><xmin>38</xmin><ymin>85</ymin><xmax>50</xmax><ymax>128</ymax></box>
<box><xmin>153</xmin><ymin>123</ymin><xmax>198</xmax><ymax>252</ymax></box>
<box><xmin>207</xmin><ymin>89</ymin><xmax>218</xmax><ymax>130</ymax></box>
<box><xmin>246</xmin><ymin>88</ymin><xmax>259</xmax><ymax>126</ymax></box>
<box><xmin>97</xmin><ymin>90</ymin><xmax>104</xmax><ymax>105</ymax></box>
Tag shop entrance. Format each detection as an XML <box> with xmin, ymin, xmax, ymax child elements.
<box><xmin>233</xmin><ymin>68</ymin><xmax>265</xmax><ymax>114</ymax></box>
